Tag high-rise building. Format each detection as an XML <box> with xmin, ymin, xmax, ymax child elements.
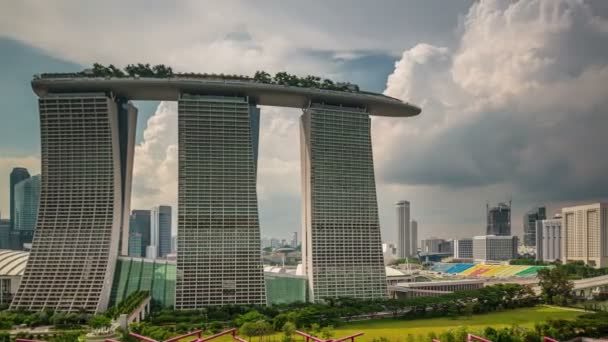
<box><xmin>487</xmin><ymin>202</ymin><xmax>511</xmax><ymax>236</ymax></box>
<box><xmin>129</xmin><ymin>210</ymin><xmax>151</xmax><ymax>257</ymax></box>
<box><xmin>11</xmin><ymin>94</ymin><xmax>137</xmax><ymax>312</ymax></box>
<box><xmin>301</xmin><ymin>104</ymin><xmax>386</xmax><ymax>302</ymax></box>
<box><xmin>536</xmin><ymin>215</ymin><xmax>561</xmax><ymax>262</ymax></box>
<box><xmin>396</xmin><ymin>201</ymin><xmax>411</xmax><ymax>258</ymax></box>
<box><xmin>473</xmin><ymin>235</ymin><xmax>518</xmax><ymax>262</ymax></box>
<box><xmin>13</xmin><ymin>175</ymin><xmax>41</xmax><ymax>247</ymax></box>
<box><xmin>291</xmin><ymin>232</ymin><xmax>298</xmax><ymax>248</ymax></box>
<box><xmin>9</xmin><ymin>168</ymin><xmax>30</xmax><ymax>232</ymax></box>
<box><xmin>562</xmin><ymin>203</ymin><xmax>608</xmax><ymax>268</ymax></box>
<box><xmin>151</xmin><ymin>205</ymin><xmax>172</xmax><ymax>258</ymax></box>
<box><xmin>453</xmin><ymin>238</ymin><xmax>473</xmax><ymax>259</ymax></box>
<box><xmin>410</xmin><ymin>220</ymin><xmax>418</xmax><ymax>256</ymax></box>
<box><xmin>523</xmin><ymin>206</ymin><xmax>546</xmax><ymax>247</ymax></box>
<box><xmin>175</xmin><ymin>95</ymin><xmax>265</xmax><ymax>308</ymax></box>
<box><xmin>128</xmin><ymin>232</ymin><xmax>142</xmax><ymax>257</ymax></box>
<box><xmin>0</xmin><ymin>219</ymin><xmax>10</xmax><ymax>249</ymax></box>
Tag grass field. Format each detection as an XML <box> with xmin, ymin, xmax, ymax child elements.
<box><xmin>197</xmin><ymin>305</ymin><xmax>585</xmax><ymax>342</ymax></box>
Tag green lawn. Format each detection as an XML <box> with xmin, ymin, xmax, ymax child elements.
<box><xmin>198</xmin><ymin>305</ymin><xmax>584</xmax><ymax>342</ymax></box>
<box><xmin>327</xmin><ymin>306</ymin><xmax>585</xmax><ymax>341</ymax></box>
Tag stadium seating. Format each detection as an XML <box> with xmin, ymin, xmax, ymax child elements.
<box><xmin>431</xmin><ymin>263</ymin><xmax>550</xmax><ymax>278</ymax></box>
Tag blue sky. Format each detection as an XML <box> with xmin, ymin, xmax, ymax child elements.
<box><xmin>1</xmin><ymin>0</ymin><xmax>607</xmax><ymax>242</ymax></box>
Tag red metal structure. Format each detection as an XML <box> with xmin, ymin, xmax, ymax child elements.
<box><xmin>128</xmin><ymin>328</ymin><xmax>247</xmax><ymax>342</ymax></box>
<box><xmin>294</xmin><ymin>330</ymin><xmax>364</xmax><ymax>342</ymax></box>
<box><xmin>543</xmin><ymin>337</ymin><xmax>559</xmax><ymax>342</ymax></box>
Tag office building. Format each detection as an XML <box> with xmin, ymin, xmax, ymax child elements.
<box><xmin>175</xmin><ymin>95</ymin><xmax>265</xmax><ymax>308</ymax></box>
<box><xmin>291</xmin><ymin>232</ymin><xmax>298</xmax><ymax>248</ymax></box>
<box><xmin>410</xmin><ymin>220</ymin><xmax>418</xmax><ymax>256</ymax></box>
<box><xmin>562</xmin><ymin>203</ymin><xmax>608</xmax><ymax>268</ymax></box>
<box><xmin>487</xmin><ymin>202</ymin><xmax>511</xmax><ymax>236</ymax></box>
<box><xmin>9</xmin><ymin>168</ymin><xmax>30</xmax><ymax>232</ymax></box>
<box><xmin>129</xmin><ymin>210</ymin><xmax>151</xmax><ymax>258</ymax></box>
<box><xmin>13</xmin><ymin>175</ymin><xmax>41</xmax><ymax>247</ymax></box>
<box><xmin>0</xmin><ymin>220</ymin><xmax>10</xmax><ymax>250</ymax></box>
<box><xmin>421</xmin><ymin>238</ymin><xmax>445</xmax><ymax>254</ymax></box>
<box><xmin>453</xmin><ymin>238</ymin><xmax>473</xmax><ymax>260</ymax></box>
<box><xmin>473</xmin><ymin>235</ymin><xmax>518</xmax><ymax>262</ymax></box>
<box><xmin>128</xmin><ymin>232</ymin><xmax>142</xmax><ymax>257</ymax></box>
<box><xmin>171</xmin><ymin>236</ymin><xmax>177</xmax><ymax>254</ymax></box>
<box><xmin>301</xmin><ymin>104</ymin><xmax>387</xmax><ymax>302</ymax></box>
<box><xmin>151</xmin><ymin>205</ymin><xmax>172</xmax><ymax>258</ymax></box>
<box><xmin>523</xmin><ymin>206</ymin><xmax>546</xmax><ymax>247</ymax></box>
<box><xmin>396</xmin><ymin>201</ymin><xmax>411</xmax><ymax>258</ymax></box>
<box><xmin>536</xmin><ymin>215</ymin><xmax>561</xmax><ymax>262</ymax></box>
<box><xmin>11</xmin><ymin>94</ymin><xmax>136</xmax><ymax>313</ymax></box>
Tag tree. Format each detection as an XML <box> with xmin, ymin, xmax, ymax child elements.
<box><xmin>89</xmin><ymin>314</ymin><xmax>111</xmax><ymax>330</ymax></box>
<box><xmin>236</xmin><ymin>310</ymin><xmax>267</xmax><ymax>326</ymax></box>
<box><xmin>537</xmin><ymin>267</ymin><xmax>574</xmax><ymax>304</ymax></box>
<box><xmin>239</xmin><ymin>322</ymin><xmax>257</xmax><ymax>340</ymax></box>
<box><xmin>282</xmin><ymin>322</ymin><xmax>296</xmax><ymax>342</ymax></box>
<box><xmin>320</xmin><ymin>325</ymin><xmax>334</xmax><ymax>340</ymax></box>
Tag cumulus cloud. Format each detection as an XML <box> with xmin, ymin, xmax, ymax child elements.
<box><xmin>373</xmin><ymin>0</ymin><xmax>608</xmax><ymax>239</ymax></box>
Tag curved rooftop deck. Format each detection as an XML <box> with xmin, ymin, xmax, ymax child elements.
<box><xmin>31</xmin><ymin>77</ymin><xmax>421</xmax><ymax>117</ymax></box>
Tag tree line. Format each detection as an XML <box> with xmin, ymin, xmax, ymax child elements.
<box><xmin>38</xmin><ymin>63</ymin><xmax>362</xmax><ymax>93</ymax></box>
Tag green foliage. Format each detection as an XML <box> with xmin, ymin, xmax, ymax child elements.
<box><xmin>89</xmin><ymin>314</ymin><xmax>111</xmax><ymax>329</ymax></box>
<box><xmin>537</xmin><ymin>267</ymin><xmax>574</xmax><ymax>304</ymax></box>
<box><xmin>235</xmin><ymin>310</ymin><xmax>267</xmax><ymax>326</ymax></box>
<box><xmin>281</xmin><ymin>321</ymin><xmax>296</xmax><ymax>341</ymax></box>
<box><xmin>105</xmin><ymin>290</ymin><xmax>149</xmax><ymax>319</ymax></box>
<box><xmin>559</xmin><ymin>260</ymin><xmax>608</xmax><ymax>279</ymax></box>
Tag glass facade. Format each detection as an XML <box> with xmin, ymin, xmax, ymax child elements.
<box><xmin>13</xmin><ymin>175</ymin><xmax>41</xmax><ymax>233</ymax></box>
<box><xmin>175</xmin><ymin>95</ymin><xmax>265</xmax><ymax>308</ymax></box>
<box><xmin>264</xmin><ymin>275</ymin><xmax>307</xmax><ymax>305</ymax></box>
<box><xmin>109</xmin><ymin>257</ymin><xmax>176</xmax><ymax>308</ymax></box>
<box><xmin>300</xmin><ymin>104</ymin><xmax>387</xmax><ymax>302</ymax></box>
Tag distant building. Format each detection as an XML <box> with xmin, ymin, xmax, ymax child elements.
<box><xmin>523</xmin><ymin>206</ymin><xmax>546</xmax><ymax>247</ymax></box>
<box><xmin>473</xmin><ymin>235</ymin><xmax>518</xmax><ymax>262</ymax></box>
<box><xmin>396</xmin><ymin>201</ymin><xmax>411</xmax><ymax>258</ymax></box>
<box><xmin>13</xmin><ymin>175</ymin><xmax>41</xmax><ymax>247</ymax></box>
<box><xmin>0</xmin><ymin>220</ymin><xmax>10</xmax><ymax>250</ymax></box>
<box><xmin>171</xmin><ymin>235</ymin><xmax>177</xmax><ymax>253</ymax></box>
<box><xmin>410</xmin><ymin>220</ymin><xmax>418</xmax><ymax>255</ymax></box>
<box><xmin>129</xmin><ymin>210</ymin><xmax>151</xmax><ymax>257</ymax></box>
<box><xmin>439</xmin><ymin>240</ymin><xmax>453</xmax><ymax>254</ymax></box>
<box><xmin>291</xmin><ymin>232</ymin><xmax>298</xmax><ymax>248</ymax></box>
<box><xmin>9</xmin><ymin>167</ymin><xmax>30</xmax><ymax>232</ymax></box>
<box><xmin>151</xmin><ymin>205</ymin><xmax>172</xmax><ymax>258</ymax></box>
<box><xmin>487</xmin><ymin>202</ymin><xmax>511</xmax><ymax>236</ymax></box>
<box><xmin>382</xmin><ymin>242</ymin><xmax>397</xmax><ymax>262</ymax></box>
<box><xmin>421</xmin><ymin>238</ymin><xmax>444</xmax><ymax>254</ymax></box>
<box><xmin>536</xmin><ymin>215</ymin><xmax>561</xmax><ymax>262</ymax></box>
<box><xmin>145</xmin><ymin>245</ymin><xmax>158</xmax><ymax>260</ymax></box>
<box><xmin>270</xmin><ymin>238</ymin><xmax>281</xmax><ymax>249</ymax></box>
<box><xmin>453</xmin><ymin>238</ymin><xmax>473</xmax><ymax>259</ymax></box>
<box><xmin>128</xmin><ymin>232</ymin><xmax>142</xmax><ymax>257</ymax></box>
<box><xmin>562</xmin><ymin>203</ymin><xmax>608</xmax><ymax>268</ymax></box>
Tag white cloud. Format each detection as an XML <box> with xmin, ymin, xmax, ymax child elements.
<box><xmin>375</xmin><ymin>0</ymin><xmax>608</xmax><ymax>238</ymax></box>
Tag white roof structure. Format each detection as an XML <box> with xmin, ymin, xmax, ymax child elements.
<box><xmin>0</xmin><ymin>250</ymin><xmax>29</xmax><ymax>276</ymax></box>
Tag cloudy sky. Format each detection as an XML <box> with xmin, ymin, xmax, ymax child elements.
<box><xmin>1</xmin><ymin>0</ymin><xmax>607</xmax><ymax>242</ymax></box>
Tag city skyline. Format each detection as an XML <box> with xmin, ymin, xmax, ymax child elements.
<box><xmin>1</xmin><ymin>0</ymin><xmax>608</xmax><ymax>243</ymax></box>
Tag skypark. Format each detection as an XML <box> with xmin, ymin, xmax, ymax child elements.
<box><xmin>32</xmin><ymin>67</ymin><xmax>420</xmax><ymax>117</ymax></box>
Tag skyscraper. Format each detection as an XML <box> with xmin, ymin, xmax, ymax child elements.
<box><xmin>291</xmin><ymin>232</ymin><xmax>298</xmax><ymax>248</ymax></box>
<box><xmin>396</xmin><ymin>201</ymin><xmax>411</xmax><ymax>258</ymax></box>
<box><xmin>562</xmin><ymin>203</ymin><xmax>608</xmax><ymax>268</ymax></box>
<box><xmin>9</xmin><ymin>168</ymin><xmax>30</xmax><ymax>232</ymax></box>
<box><xmin>301</xmin><ymin>104</ymin><xmax>387</xmax><ymax>302</ymax></box>
<box><xmin>410</xmin><ymin>219</ymin><xmax>418</xmax><ymax>256</ymax></box>
<box><xmin>487</xmin><ymin>202</ymin><xmax>511</xmax><ymax>236</ymax></box>
<box><xmin>11</xmin><ymin>94</ymin><xmax>137</xmax><ymax>312</ymax></box>
<box><xmin>151</xmin><ymin>205</ymin><xmax>172</xmax><ymax>258</ymax></box>
<box><xmin>536</xmin><ymin>215</ymin><xmax>561</xmax><ymax>262</ymax></box>
<box><xmin>13</xmin><ymin>175</ymin><xmax>41</xmax><ymax>246</ymax></box>
<box><xmin>129</xmin><ymin>210</ymin><xmax>151</xmax><ymax>257</ymax></box>
<box><xmin>0</xmin><ymin>219</ymin><xmax>9</xmax><ymax>249</ymax></box>
<box><xmin>175</xmin><ymin>95</ymin><xmax>265</xmax><ymax>308</ymax></box>
<box><xmin>128</xmin><ymin>232</ymin><xmax>142</xmax><ymax>257</ymax></box>
<box><xmin>523</xmin><ymin>206</ymin><xmax>546</xmax><ymax>247</ymax></box>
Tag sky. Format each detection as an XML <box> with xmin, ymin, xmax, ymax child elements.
<box><xmin>0</xmin><ymin>0</ymin><xmax>607</xmax><ymax>242</ymax></box>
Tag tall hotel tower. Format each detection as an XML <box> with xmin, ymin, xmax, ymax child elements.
<box><xmin>175</xmin><ymin>95</ymin><xmax>265</xmax><ymax>308</ymax></box>
<box><xmin>300</xmin><ymin>104</ymin><xmax>387</xmax><ymax>302</ymax></box>
<box><xmin>11</xmin><ymin>94</ymin><xmax>136</xmax><ymax>312</ymax></box>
